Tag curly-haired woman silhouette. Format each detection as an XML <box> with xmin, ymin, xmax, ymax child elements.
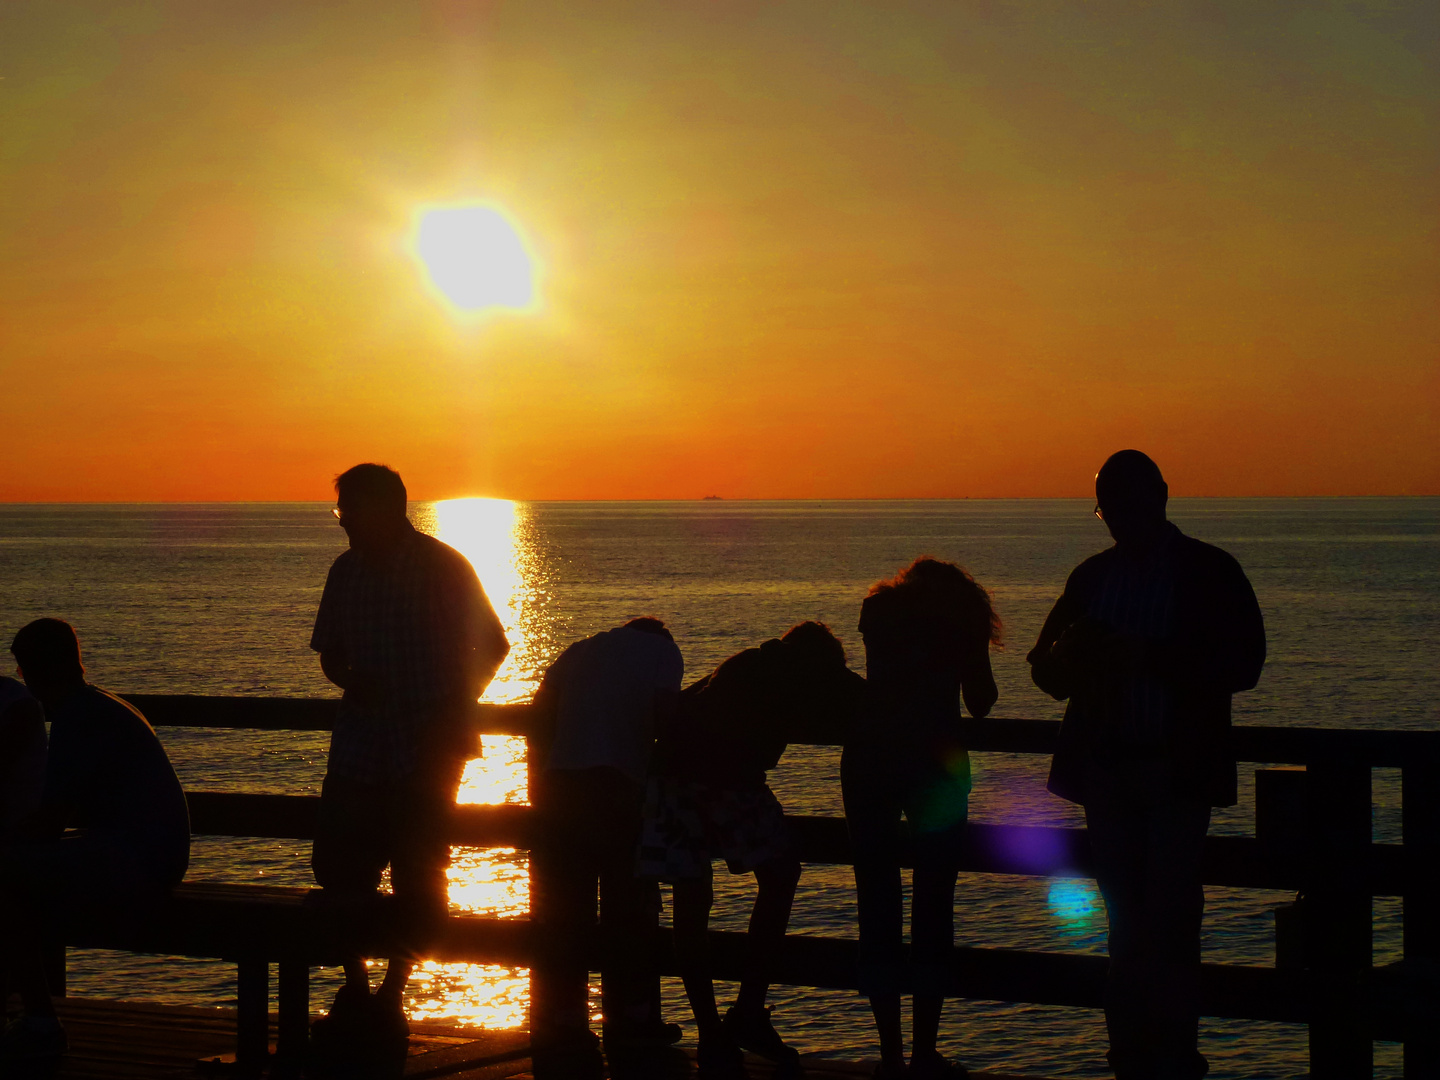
<box><xmin>842</xmin><ymin>558</ymin><xmax>1001</xmax><ymax>1080</ymax></box>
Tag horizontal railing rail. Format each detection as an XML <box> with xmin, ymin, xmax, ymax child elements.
<box><xmin>126</xmin><ymin>693</ymin><xmax>1440</xmax><ymax>765</ymax></box>
<box><xmin>183</xmin><ymin>792</ymin><xmax>1410</xmax><ymax>895</ymax></box>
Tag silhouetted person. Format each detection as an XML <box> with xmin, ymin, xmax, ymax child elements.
<box><xmin>309</xmin><ymin>464</ymin><xmax>509</xmax><ymax>1054</ymax></box>
<box><xmin>528</xmin><ymin>617</ymin><xmax>684</xmax><ymax>1079</ymax></box>
<box><xmin>1027</xmin><ymin>451</ymin><xmax>1265</xmax><ymax>1080</ymax></box>
<box><xmin>640</xmin><ymin>621</ymin><xmax>863</xmax><ymax>1079</ymax></box>
<box><xmin>0</xmin><ymin>674</ymin><xmax>46</xmax><ymax>842</ymax></box>
<box><xmin>842</xmin><ymin>559</ymin><xmax>1001</xmax><ymax>1080</ymax></box>
<box><xmin>1</xmin><ymin>618</ymin><xmax>189</xmax><ymax>1063</ymax></box>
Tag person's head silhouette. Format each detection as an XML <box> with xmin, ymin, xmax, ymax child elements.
<box><xmin>333</xmin><ymin>463</ymin><xmax>409</xmax><ymax>556</ymax></box>
<box><xmin>11</xmin><ymin>617</ymin><xmax>86</xmax><ymax>706</ymax></box>
<box><xmin>1094</xmin><ymin>450</ymin><xmax>1168</xmax><ymax>549</ymax></box>
<box><xmin>622</xmin><ymin>616</ymin><xmax>674</xmax><ymax>642</ymax></box>
<box><xmin>779</xmin><ymin>620</ymin><xmax>847</xmax><ymax>671</ymax></box>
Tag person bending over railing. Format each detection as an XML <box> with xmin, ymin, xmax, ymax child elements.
<box><xmin>639</xmin><ymin>621</ymin><xmax>863</xmax><ymax>1079</ymax></box>
<box><xmin>527</xmin><ymin>616</ymin><xmax>685</xmax><ymax>1079</ymax></box>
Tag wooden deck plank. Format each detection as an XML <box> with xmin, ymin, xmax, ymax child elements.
<box><xmin>42</xmin><ymin>998</ymin><xmax>1058</xmax><ymax>1080</ymax></box>
<box><xmin>48</xmin><ymin>998</ymin><xmax>529</xmax><ymax>1079</ymax></box>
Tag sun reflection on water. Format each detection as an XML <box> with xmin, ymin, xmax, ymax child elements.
<box><xmin>458</xmin><ymin>735</ymin><xmax>529</xmax><ymax>806</ymax></box>
<box><xmin>404</xmin><ymin>499</ymin><xmax>539</xmax><ymax>1028</ymax></box>
<box><xmin>405</xmin><ymin>962</ymin><xmax>530</xmax><ymax>1028</ymax></box>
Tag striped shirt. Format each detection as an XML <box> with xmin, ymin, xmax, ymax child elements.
<box><xmin>311</xmin><ymin>524</ymin><xmax>507</xmax><ymax>782</ymax></box>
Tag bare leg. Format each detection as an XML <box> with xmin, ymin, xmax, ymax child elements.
<box><xmin>911</xmin><ymin>864</ymin><xmax>959</xmax><ymax>1061</ymax></box>
<box><xmin>913</xmin><ymin>992</ymin><xmax>944</xmax><ymax>1060</ymax></box>
<box><xmin>673</xmin><ymin>877</ymin><xmax>721</xmax><ymax>1039</ymax></box>
<box><xmin>853</xmin><ymin>857</ymin><xmax>907</xmax><ymax>1070</ymax></box>
<box><xmin>377</xmin><ymin>958</ymin><xmax>413</xmax><ymax>1006</ymax></box>
<box><xmin>734</xmin><ymin>857</ymin><xmax>801</xmax><ymax>1016</ymax></box>
<box><xmin>869</xmin><ymin>992</ymin><xmax>904</xmax><ymax>1071</ymax></box>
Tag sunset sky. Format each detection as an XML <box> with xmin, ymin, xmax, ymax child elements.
<box><xmin>2</xmin><ymin>1</ymin><xmax>1436</xmax><ymax>501</ymax></box>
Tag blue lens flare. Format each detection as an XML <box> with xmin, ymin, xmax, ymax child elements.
<box><xmin>1047</xmin><ymin>877</ymin><xmax>1100</xmax><ymax>929</ymax></box>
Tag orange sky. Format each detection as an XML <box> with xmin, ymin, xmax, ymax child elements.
<box><xmin>2</xmin><ymin>1</ymin><xmax>1436</xmax><ymax>500</ymax></box>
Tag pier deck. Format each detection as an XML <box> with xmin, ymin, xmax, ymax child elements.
<box><xmin>47</xmin><ymin>997</ymin><xmax>1049</xmax><ymax>1079</ymax></box>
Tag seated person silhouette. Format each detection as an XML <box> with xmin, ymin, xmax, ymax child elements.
<box><xmin>527</xmin><ymin>617</ymin><xmax>685</xmax><ymax>1079</ymax></box>
<box><xmin>0</xmin><ymin>667</ymin><xmax>47</xmax><ymax>1042</ymax></box>
<box><xmin>639</xmin><ymin>621</ymin><xmax>864</xmax><ymax>1079</ymax></box>
<box><xmin>1</xmin><ymin>619</ymin><xmax>190</xmax><ymax>1064</ymax></box>
<box><xmin>0</xmin><ymin>672</ymin><xmax>46</xmax><ymax>843</ymax></box>
<box><xmin>841</xmin><ymin>558</ymin><xmax>1001</xmax><ymax>1080</ymax></box>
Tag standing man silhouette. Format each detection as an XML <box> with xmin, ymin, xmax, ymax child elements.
<box><xmin>310</xmin><ymin>464</ymin><xmax>509</xmax><ymax>1053</ymax></box>
<box><xmin>1028</xmin><ymin>451</ymin><xmax>1265</xmax><ymax>1080</ymax></box>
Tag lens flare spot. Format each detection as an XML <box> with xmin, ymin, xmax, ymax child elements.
<box><xmin>1047</xmin><ymin>877</ymin><xmax>1100</xmax><ymax>929</ymax></box>
<box><xmin>410</xmin><ymin>203</ymin><xmax>539</xmax><ymax>318</ymax></box>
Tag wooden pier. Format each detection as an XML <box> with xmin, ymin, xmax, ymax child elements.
<box><xmin>36</xmin><ymin>696</ymin><xmax>1440</xmax><ymax>1078</ymax></box>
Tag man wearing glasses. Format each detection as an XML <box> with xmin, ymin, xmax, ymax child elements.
<box><xmin>309</xmin><ymin>463</ymin><xmax>509</xmax><ymax>1059</ymax></box>
<box><xmin>1027</xmin><ymin>451</ymin><xmax>1265</xmax><ymax>1080</ymax></box>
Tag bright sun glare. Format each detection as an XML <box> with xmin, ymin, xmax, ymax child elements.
<box><xmin>410</xmin><ymin>203</ymin><xmax>538</xmax><ymax>318</ymax></box>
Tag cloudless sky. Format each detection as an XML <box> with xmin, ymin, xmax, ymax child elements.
<box><xmin>2</xmin><ymin>1</ymin><xmax>1436</xmax><ymax>500</ymax></box>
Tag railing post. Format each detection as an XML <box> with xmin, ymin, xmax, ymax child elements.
<box><xmin>41</xmin><ymin>940</ymin><xmax>66</xmax><ymax>999</ymax></box>
<box><xmin>526</xmin><ymin>732</ymin><xmax>547</xmax><ymax>1043</ymax></box>
<box><xmin>1403</xmin><ymin>762</ymin><xmax>1440</xmax><ymax>1077</ymax></box>
<box><xmin>235</xmin><ymin>956</ymin><xmax>270</xmax><ymax>1073</ymax></box>
<box><xmin>1306</xmin><ymin>762</ymin><xmax>1373</xmax><ymax>1079</ymax></box>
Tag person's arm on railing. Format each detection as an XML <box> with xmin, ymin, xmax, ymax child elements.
<box><xmin>652</xmin><ymin>687</ymin><xmax>680</xmax><ymax>746</ymax></box>
<box><xmin>318</xmin><ymin>645</ymin><xmax>351</xmax><ymax>692</ymax></box>
<box><xmin>960</xmin><ymin>646</ymin><xmax>998</xmax><ymax>719</ymax></box>
<box><xmin>24</xmin><ymin>707</ymin><xmax>107</xmax><ymax>839</ymax></box>
<box><xmin>1027</xmin><ymin>590</ymin><xmax>1086</xmax><ymax>701</ymax></box>
<box><xmin>317</xmin><ymin>642</ymin><xmax>386</xmax><ymax>710</ymax></box>
<box><xmin>463</xmin><ymin>582</ymin><xmax>510</xmax><ymax>703</ymax></box>
<box><xmin>527</xmin><ymin>675</ymin><xmax>558</xmax><ymax>774</ymax></box>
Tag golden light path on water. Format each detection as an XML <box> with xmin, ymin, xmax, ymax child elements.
<box><xmin>403</xmin><ymin>498</ymin><xmax>537</xmax><ymax>1028</ymax></box>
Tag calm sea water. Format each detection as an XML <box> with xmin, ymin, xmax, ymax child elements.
<box><xmin>0</xmin><ymin>498</ymin><xmax>1436</xmax><ymax>1078</ymax></box>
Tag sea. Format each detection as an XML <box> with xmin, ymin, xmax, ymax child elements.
<box><xmin>0</xmin><ymin>498</ymin><xmax>1436</xmax><ymax>1079</ymax></box>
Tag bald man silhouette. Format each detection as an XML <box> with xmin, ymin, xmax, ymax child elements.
<box><xmin>1028</xmin><ymin>451</ymin><xmax>1265</xmax><ymax>1080</ymax></box>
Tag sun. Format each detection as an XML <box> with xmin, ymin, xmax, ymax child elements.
<box><xmin>408</xmin><ymin>202</ymin><xmax>540</xmax><ymax>319</ymax></box>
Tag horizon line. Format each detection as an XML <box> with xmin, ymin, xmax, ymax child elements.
<box><xmin>1</xmin><ymin>493</ymin><xmax>1436</xmax><ymax>506</ymax></box>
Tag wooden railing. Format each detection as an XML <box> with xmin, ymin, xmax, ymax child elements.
<box><xmin>123</xmin><ymin>695</ymin><xmax>1440</xmax><ymax>1079</ymax></box>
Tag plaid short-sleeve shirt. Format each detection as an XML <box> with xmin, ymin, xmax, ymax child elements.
<box><xmin>311</xmin><ymin>524</ymin><xmax>507</xmax><ymax>783</ymax></box>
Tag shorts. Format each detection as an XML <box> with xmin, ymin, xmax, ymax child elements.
<box><xmin>311</xmin><ymin>757</ymin><xmax>464</xmax><ymax>925</ymax></box>
<box><xmin>637</xmin><ymin>776</ymin><xmax>797</xmax><ymax>881</ymax></box>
